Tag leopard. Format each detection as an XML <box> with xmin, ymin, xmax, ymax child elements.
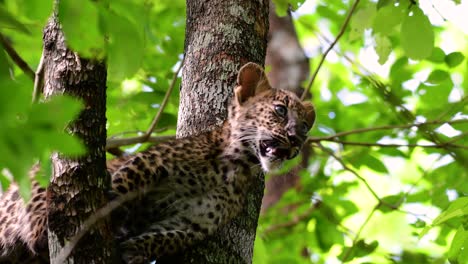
<box><xmin>0</xmin><ymin>62</ymin><xmax>316</xmax><ymax>264</ymax></box>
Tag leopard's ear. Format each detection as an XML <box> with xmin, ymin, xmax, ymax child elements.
<box><xmin>302</xmin><ymin>102</ymin><xmax>316</xmax><ymax>129</ymax></box>
<box><xmin>234</xmin><ymin>62</ymin><xmax>271</xmax><ymax>105</ymax></box>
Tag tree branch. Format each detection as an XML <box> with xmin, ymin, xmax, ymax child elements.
<box><xmin>106</xmin><ymin>58</ymin><xmax>184</xmax><ymax>150</ymax></box>
<box><xmin>315</xmin><ymin>143</ymin><xmax>380</xmax><ymax>201</ymax></box>
<box><xmin>310</xmin><ymin>119</ymin><xmax>468</xmax><ymax>141</ymax></box>
<box><xmin>263</xmin><ymin>200</ymin><xmax>321</xmax><ymax>235</ymax></box>
<box><xmin>316</xmin><ymin>138</ymin><xmax>467</xmax><ymax>149</ymax></box>
<box><xmin>340</xmin><ymin>206</ymin><xmax>377</xmax><ymax>263</ymax></box>
<box><xmin>0</xmin><ymin>33</ymin><xmax>35</xmax><ymax>80</ymax></box>
<box><xmin>55</xmin><ymin>190</ymin><xmax>140</xmax><ymax>263</ymax></box>
<box><xmin>301</xmin><ymin>0</ymin><xmax>361</xmax><ymax>100</ymax></box>
<box><xmin>32</xmin><ymin>50</ymin><xmax>45</xmax><ymax>103</ymax></box>
<box><xmin>106</xmin><ymin>135</ymin><xmax>175</xmax><ymax>150</ymax></box>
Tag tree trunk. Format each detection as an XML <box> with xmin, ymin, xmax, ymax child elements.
<box><xmin>169</xmin><ymin>0</ymin><xmax>269</xmax><ymax>263</ymax></box>
<box><xmin>42</xmin><ymin>16</ymin><xmax>113</xmax><ymax>263</ymax></box>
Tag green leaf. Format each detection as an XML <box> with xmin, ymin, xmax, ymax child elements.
<box><xmin>400</xmin><ymin>7</ymin><xmax>434</xmax><ymax>60</ymax></box>
<box><xmin>373</xmin><ymin>4</ymin><xmax>403</xmax><ymax>35</ymax></box>
<box><xmin>379</xmin><ymin>193</ymin><xmax>404</xmax><ymax>213</ymax></box>
<box><xmin>102</xmin><ymin>8</ymin><xmax>144</xmax><ymax>81</ymax></box>
<box><xmin>417</xmin><ymin>69</ymin><xmax>453</xmax><ymax>111</ymax></box>
<box><xmin>58</xmin><ymin>0</ymin><xmax>104</xmax><ymax>57</ymax></box>
<box><xmin>360</xmin><ymin>153</ymin><xmax>388</xmax><ymax>173</ymax></box>
<box><xmin>433</xmin><ymin>197</ymin><xmax>468</xmax><ymax>226</ymax></box>
<box><xmin>253</xmin><ymin>235</ymin><xmax>268</xmax><ymax>264</ymax></box>
<box><xmin>29</xmin><ymin>95</ymin><xmax>83</xmax><ymax>130</ymax></box>
<box><xmin>390</xmin><ymin>57</ymin><xmax>412</xmax><ymax>83</ymax></box>
<box><xmin>0</xmin><ymin>49</ymin><xmax>9</xmax><ymax>78</ymax></box>
<box><xmin>420</xmin><ymin>197</ymin><xmax>468</xmax><ymax>237</ymax></box>
<box><xmin>411</xmin><ymin>219</ymin><xmax>426</xmax><ymax>228</ymax></box>
<box><xmin>349</xmin><ymin>5</ymin><xmax>376</xmax><ymax>41</ymax></box>
<box><xmin>374</xmin><ymin>34</ymin><xmax>392</xmax><ymax>64</ymax></box>
<box><xmin>376</xmin><ymin>0</ymin><xmax>392</xmax><ymax>9</ymax></box>
<box><xmin>0</xmin><ymin>6</ymin><xmax>30</xmax><ymax>34</ymax></box>
<box><xmin>339</xmin><ymin>240</ymin><xmax>379</xmax><ymax>262</ymax></box>
<box><xmin>426</xmin><ymin>70</ymin><xmax>450</xmax><ymax>84</ymax></box>
<box><xmin>448</xmin><ymin>225</ymin><xmax>468</xmax><ymax>263</ymax></box>
<box><xmin>427</xmin><ymin>47</ymin><xmax>446</xmax><ymax>63</ymax></box>
<box><xmin>445</xmin><ymin>52</ymin><xmax>465</xmax><ymax>68</ymax></box>
<box><xmin>272</xmin><ymin>0</ymin><xmax>305</xmax><ymax>16</ymax></box>
<box><xmin>316</xmin><ymin>216</ymin><xmax>344</xmax><ymax>251</ymax></box>
<box><xmin>19</xmin><ymin>0</ymin><xmax>53</xmax><ymax>23</ymax></box>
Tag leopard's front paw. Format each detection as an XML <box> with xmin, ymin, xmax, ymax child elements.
<box><xmin>120</xmin><ymin>239</ymin><xmax>149</xmax><ymax>264</ymax></box>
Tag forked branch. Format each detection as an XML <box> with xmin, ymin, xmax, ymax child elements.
<box><xmin>106</xmin><ymin>59</ymin><xmax>184</xmax><ymax>150</ymax></box>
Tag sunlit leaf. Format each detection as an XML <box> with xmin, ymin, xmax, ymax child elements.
<box><xmin>373</xmin><ymin>4</ymin><xmax>403</xmax><ymax>35</ymax></box>
<box><xmin>374</xmin><ymin>34</ymin><xmax>392</xmax><ymax>64</ymax></box>
<box><xmin>349</xmin><ymin>5</ymin><xmax>376</xmax><ymax>41</ymax></box>
<box><xmin>448</xmin><ymin>225</ymin><xmax>468</xmax><ymax>263</ymax></box>
<box><xmin>400</xmin><ymin>7</ymin><xmax>434</xmax><ymax>60</ymax></box>
<box><xmin>359</xmin><ymin>153</ymin><xmax>388</xmax><ymax>173</ymax></box>
<box><xmin>379</xmin><ymin>193</ymin><xmax>404</xmax><ymax>213</ymax></box>
<box><xmin>420</xmin><ymin>197</ymin><xmax>468</xmax><ymax>237</ymax></box>
<box><xmin>339</xmin><ymin>240</ymin><xmax>379</xmax><ymax>262</ymax></box>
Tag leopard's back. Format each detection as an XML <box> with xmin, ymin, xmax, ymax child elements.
<box><xmin>0</xmin><ymin>62</ymin><xmax>316</xmax><ymax>263</ymax></box>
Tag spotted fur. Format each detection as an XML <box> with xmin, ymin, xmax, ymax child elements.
<box><xmin>0</xmin><ymin>63</ymin><xmax>315</xmax><ymax>264</ymax></box>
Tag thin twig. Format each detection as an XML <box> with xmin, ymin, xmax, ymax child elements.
<box><xmin>316</xmin><ymin>138</ymin><xmax>467</xmax><ymax>149</ymax></box>
<box><xmin>55</xmin><ymin>191</ymin><xmax>139</xmax><ymax>263</ymax></box>
<box><xmin>440</xmin><ymin>131</ymin><xmax>468</xmax><ymax>145</ymax></box>
<box><xmin>32</xmin><ymin>50</ymin><xmax>45</xmax><ymax>103</ymax></box>
<box><xmin>107</xmin><ymin>128</ymin><xmax>167</xmax><ymax>140</ymax></box>
<box><xmin>309</xmin><ymin>119</ymin><xmax>468</xmax><ymax>142</ymax></box>
<box><xmin>341</xmin><ymin>206</ymin><xmax>377</xmax><ymax>263</ymax></box>
<box><xmin>316</xmin><ymin>143</ymin><xmax>380</xmax><ymax>201</ymax></box>
<box><xmin>434</xmin><ymin>95</ymin><xmax>467</xmax><ymax>121</ymax></box>
<box><xmin>263</xmin><ymin>201</ymin><xmax>321</xmax><ymax>235</ymax></box>
<box><xmin>106</xmin><ymin>59</ymin><xmax>184</xmax><ymax>150</ymax></box>
<box><xmin>106</xmin><ymin>135</ymin><xmax>175</xmax><ymax>150</ymax></box>
<box><xmin>313</xmin><ymin>30</ymin><xmax>468</xmax><ymax>167</ymax></box>
<box><xmin>0</xmin><ymin>33</ymin><xmax>35</xmax><ymax>80</ymax></box>
<box><xmin>301</xmin><ymin>0</ymin><xmax>361</xmax><ymax>100</ymax></box>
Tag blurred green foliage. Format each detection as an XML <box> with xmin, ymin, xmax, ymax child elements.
<box><xmin>0</xmin><ymin>0</ymin><xmax>467</xmax><ymax>263</ymax></box>
<box><xmin>259</xmin><ymin>0</ymin><xmax>468</xmax><ymax>263</ymax></box>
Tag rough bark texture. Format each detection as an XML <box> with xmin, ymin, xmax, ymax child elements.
<box><xmin>43</xmin><ymin>17</ymin><xmax>113</xmax><ymax>263</ymax></box>
<box><xmin>169</xmin><ymin>0</ymin><xmax>269</xmax><ymax>263</ymax></box>
<box><xmin>178</xmin><ymin>0</ymin><xmax>269</xmax><ymax>137</ymax></box>
<box><xmin>262</xmin><ymin>2</ymin><xmax>311</xmax><ymax>212</ymax></box>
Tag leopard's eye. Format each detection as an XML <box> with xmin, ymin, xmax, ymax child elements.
<box><xmin>274</xmin><ymin>105</ymin><xmax>287</xmax><ymax>117</ymax></box>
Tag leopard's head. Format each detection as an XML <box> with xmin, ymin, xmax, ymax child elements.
<box><xmin>229</xmin><ymin>62</ymin><xmax>316</xmax><ymax>172</ymax></box>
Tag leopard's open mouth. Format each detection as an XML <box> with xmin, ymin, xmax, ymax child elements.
<box><xmin>259</xmin><ymin>139</ymin><xmax>300</xmax><ymax>161</ymax></box>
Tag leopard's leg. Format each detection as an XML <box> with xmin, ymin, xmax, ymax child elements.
<box><xmin>120</xmin><ymin>191</ymin><xmax>243</xmax><ymax>263</ymax></box>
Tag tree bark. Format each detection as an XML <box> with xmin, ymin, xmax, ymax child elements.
<box><xmin>169</xmin><ymin>0</ymin><xmax>269</xmax><ymax>263</ymax></box>
<box><xmin>42</xmin><ymin>16</ymin><xmax>113</xmax><ymax>263</ymax></box>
